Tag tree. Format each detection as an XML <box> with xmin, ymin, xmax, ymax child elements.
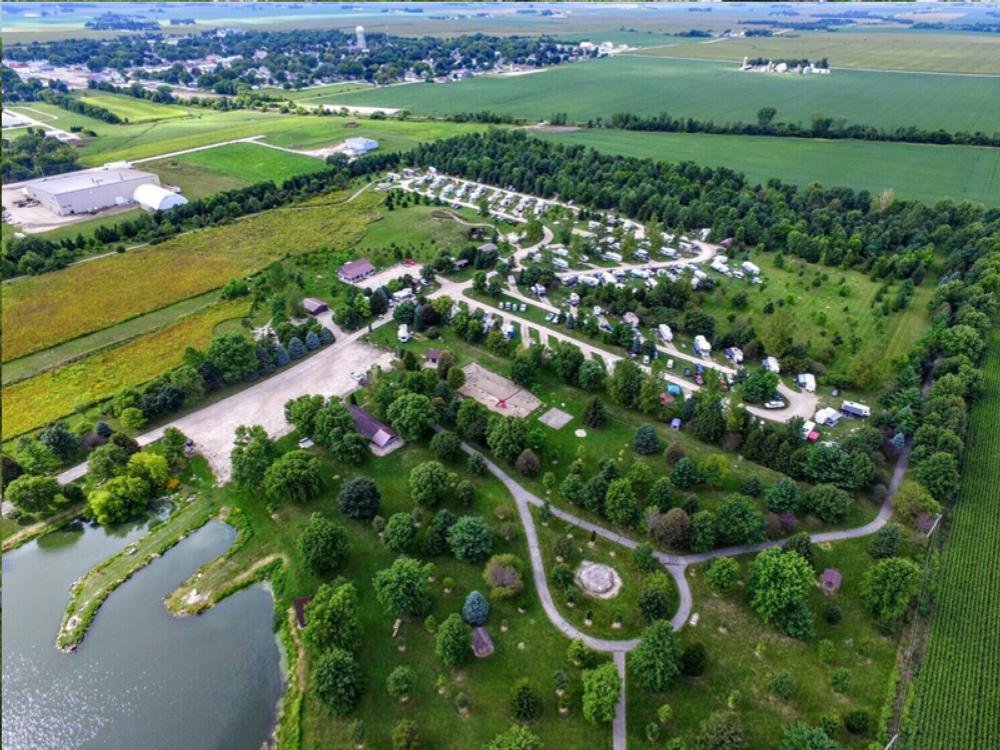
<box><xmin>119</xmin><ymin>407</ymin><xmax>147</xmax><ymax>429</ymax></box>
<box><xmin>288</xmin><ymin>336</ymin><xmax>307</xmax><ymax>360</ymax></box>
<box><xmin>383</xmin><ymin>512</ymin><xmax>416</xmax><ymax>553</ymax></box>
<box><xmin>486</xmin><ymin>415</ymin><xmax>528</xmax><ymax>464</ymax></box>
<box><xmin>582</xmin><ymin>663</ymin><xmax>621</xmax><ymax>724</ymax></box>
<box><xmin>109</xmin><ymin>432</ymin><xmax>140</xmax><ymax>457</ymax></box>
<box><xmin>716</xmin><ymin>495</ymin><xmax>766</xmax><ymax>546</ymax></box>
<box><xmin>914</xmin><ymin>452</ymin><xmax>960</xmax><ymax>503</ymax></box>
<box><xmin>314</xmin><ymin>398</ymin><xmax>368</xmax><ymax>464</ymax></box>
<box><xmin>509</xmin><ymin>680</ymin><xmax>541</xmax><ymax>721</ymax></box>
<box><xmin>87</xmin><ymin>443</ymin><xmax>129</xmax><ymax>485</ymax></box>
<box><xmin>647</xmin><ymin>477</ymin><xmax>677</xmax><ymax>511</ymax></box>
<box><xmin>516</xmin><ymin>448</ymin><xmax>541</xmax><ymax>478</ymax></box>
<box><xmin>300</xmin><ymin>514</ymin><xmax>350</xmax><ymax>576</ymax></box>
<box><xmin>5</xmin><ymin>475</ymin><xmax>60</xmax><ymax>511</ymax></box>
<box><xmin>313</xmin><ymin>647</ymin><xmax>365</xmax><ymax>716</ymax></box>
<box><xmin>632</xmin><ymin>620</ymin><xmax>682</xmax><ymax>692</ymax></box>
<box><xmin>638</xmin><ymin>573</ymin><xmax>674</xmax><ymax>622</ymax></box>
<box><xmin>263</xmin><ymin>450</ymin><xmax>323</xmax><ymax>503</ymax></box>
<box><xmin>388</xmin><ymin>392</ymin><xmax>437</xmax><ymax>440</ymax></box>
<box><xmin>431</xmin><ymin>431</ymin><xmax>463</xmax><ymax>462</ymax></box>
<box><xmin>349</xmin><ymin>719</ymin><xmax>367</xmax><ymax>748</ymax></box>
<box><xmin>436</xmin><ymin>613</ymin><xmax>471</xmax><ymax>666</ymax></box>
<box><xmin>127</xmin><ymin>452</ymin><xmax>169</xmax><ymax>489</ymax></box>
<box><xmin>483</xmin><ymin>725</ymin><xmax>543</xmax><ymax>750</ymax></box>
<box><xmin>697</xmin><ymin>712</ymin><xmax>747</xmax><ymax>750</ymax></box>
<box><xmin>779</xmin><ymin>722</ymin><xmax>846</xmax><ymax>750</ymax></box>
<box><xmin>681</xmin><ymin>643</ymin><xmax>708</xmax><ymax>676</ymax></box>
<box><xmin>699</xmin><ymin>454</ymin><xmax>729</xmax><ymax>488</ymax></box>
<box><xmin>230</xmin><ymin>425</ymin><xmax>275</xmax><ymax>489</ymax></box>
<box><xmin>463</xmin><ymin>590</ymin><xmax>490</xmax><ymax>624</ymax></box>
<box><xmin>783</xmin><ymin>532</ymin><xmax>816</xmax><ymax>569</ymax></box>
<box><xmin>205</xmin><ymin>332</ymin><xmax>257</xmax><ymax>383</ymax></box>
<box><xmin>447</xmin><ymin>364</ymin><xmax>467</xmax><ymax>390</ymax></box>
<box><xmin>578</xmin><ymin>360</ymin><xmax>607</xmax><ymax>391</ymax></box>
<box><xmin>373</xmin><ymin>558</ymin><xmax>432</xmax><ymax>616</ymax></box>
<box><xmin>633</xmin><ymin>424</ymin><xmax>660</xmax><ymax>455</ymax></box>
<box><xmin>765</xmin><ymin>479</ymin><xmax>800</xmax><ymax>514</ymax></box>
<box><xmin>663</xmin><ymin>441</ymin><xmax>687</xmax><ymax>466</ymax></box>
<box><xmin>868</xmin><ymin>523</ymin><xmax>903</xmax><ymax>559</ymax></box>
<box><xmin>568</xmin><ymin>638</ymin><xmax>598</xmax><ymax>668</ymax></box>
<box><xmin>891</xmin><ymin>481</ymin><xmax>941</xmax><ymax>521</ymax></box>
<box><xmin>448</xmin><ymin>516</ymin><xmax>493</xmax><ymax>562</ymax></box>
<box><xmin>632</xmin><ymin>543</ymin><xmax>659</xmax><ymax>574</ymax></box>
<box><xmin>690</xmin><ymin>511</ymin><xmax>717</xmax><ymax>553</ymax></box>
<box><xmin>338</xmin><ymin>477</ymin><xmax>381</xmax><ymax>519</ymax></box>
<box><xmin>654</xmin><ymin>508</ymin><xmax>691</xmax><ymax>549</ymax></box>
<box><xmin>304</xmin><ymin>582</ymin><xmax>361</xmax><ymax>652</ymax></box>
<box><xmin>87</xmin><ymin>475</ymin><xmax>150</xmax><ymax>525</ymax></box>
<box><xmin>776</xmin><ymin>600</ymin><xmax>815</xmax><ymax>640</ymax></box>
<box><xmin>581</xmin><ymin>397</ymin><xmax>608</xmax><ymax>429</ymax></box>
<box><xmin>705</xmin><ymin>557</ymin><xmax>741</xmax><ymax>595</ymax></box>
<box><xmin>803</xmin><ymin>484</ymin><xmax>853</xmax><ymax>523</ymax></box>
<box><xmin>484</xmin><ymin>554</ymin><xmax>525</xmax><ymax>599</ymax></box>
<box><xmin>1</xmin><ymin>454</ymin><xmax>25</xmax><ymax>493</ymax></box>
<box><xmin>387</xmin><ymin>666</ymin><xmax>416</xmax><ymax>702</ymax></box>
<box><xmin>392</xmin><ymin>719</ymin><xmax>420</xmax><ymax>750</ymax></box>
<box><xmin>607</xmin><ymin>359</ymin><xmax>643</xmax><ymax>409</ymax></box>
<box><xmin>284</xmin><ymin>394</ymin><xmax>326</xmax><ymax>437</ymax></box>
<box><xmin>38</xmin><ymin>421</ymin><xmax>80</xmax><ymax>460</ymax></box>
<box><xmin>740</xmin><ymin>475</ymin><xmax>762</xmax><ymax>497</ymax></box>
<box><xmin>862</xmin><ymin>558</ymin><xmax>920</xmax><ymax>621</ymax></box>
<box><xmin>670</xmin><ymin>457</ymin><xmax>697</xmax><ymax>489</ymax></box>
<box><xmin>161</xmin><ymin>426</ymin><xmax>187</xmax><ymax>468</ymax></box>
<box><xmin>605</xmin><ymin>478</ymin><xmax>638</xmax><ymax>526</ymax></box>
<box><xmin>410</xmin><ymin>461</ymin><xmax>449</xmax><ymax>506</ymax></box>
<box><xmin>747</xmin><ymin>547</ymin><xmax>815</xmax><ymax>623</ymax></box>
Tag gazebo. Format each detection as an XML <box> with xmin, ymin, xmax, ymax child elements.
<box><xmin>472</xmin><ymin>626</ymin><xmax>494</xmax><ymax>658</ymax></box>
<box><xmin>820</xmin><ymin>568</ymin><xmax>842</xmax><ymax>594</ymax></box>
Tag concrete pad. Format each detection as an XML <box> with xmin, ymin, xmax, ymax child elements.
<box><xmin>458</xmin><ymin>363</ymin><xmax>540</xmax><ymax>418</ymax></box>
<box><xmin>539</xmin><ymin>407</ymin><xmax>573</xmax><ymax>430</ymax></box>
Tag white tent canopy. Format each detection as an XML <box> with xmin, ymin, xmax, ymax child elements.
<box><xmin>133</xmin><ymin>184</ymin><xmax>188</xmax><ymax>211</ymax></box>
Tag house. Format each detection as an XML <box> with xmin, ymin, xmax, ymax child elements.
<box><xmin>797</xmin><ymin>373</ymin><xmax>817</xmax><ymax>393</ymax></box>
<box><xmin>293</xmin><ymin>596</ymin><xmax>314</xmax><ymax>629</ymax></box>
<box><xmin>472</xmin><ymin>626</ymin><xmax>494</xmax><ymax>658</ymax></box>
<box><xmin>724</xmin><ymin>347</ymin><xmax>744</xmax><ymax>364</ymax></box>
<box><xmin>841</xmin><ymin>401</ymin><xmax>871</xmax><ymax>419</ymax></box>
<box><xmin>814</xmin><ymin>407</ymin><xmax>841</xmax><ymax>427</ymax></box>
<box><xmin>347</xmin><ymin>405</ymin><xmax>401</xmax><ymax>451</ymax></box>
<box><xmin>820</xmin><ymin>569</ymin><xmax>842</xmax><ymax>594</ymax></box>
<box><xmin>302</xmin><ymin>297</ymin><xmax>329</xmax><ymax>315</ymax></box>
<box><xmin>426</xmin><ymin>349</ymin><xmax>441</xmax><ymax>365</ymax></box>
<box><xmin>763</xmin><ymin>356</ymin><xmax>781</xmax><ymax>374</ymax></box>
<box><xmin>337</xmin><ymin>258</ymin><xmax>376</xmax><ymax>283</ymax></box>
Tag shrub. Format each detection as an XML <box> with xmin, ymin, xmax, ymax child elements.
<box><xmin>567</xmin><ymin>638</ymin><xmax>597</xmax><ymax>668</ymax></box>
<box><xmin>670</xmin><ymin>457</ymin><xmax>697</xmax><ymax>489</ymax></box>
<box><xmin>436</xmin><ymin>613</ymin><xmax>471</xmax><ymax>667</ymax></box>
<box><xmin>739</xmin><ymin>476</ymin><xmax>762</xmax><ymax>497</ymax></box>
<box><xmin>448</xmin><ymin>516</ymin><xmax>493</xmax><ymax>562</ymax></box>
<box><xmin>634</xmin><ymin>424</ymin><xmax>660</xmax><ymax>455</ymax></box>
<box><xmin>483</xmin><ymin>554</ymin><xmax>525</xmax><ymax>599</ymax></box>
<box><xmin>776</xmin><ymin>600</ymin><xmax>815</xmax><ymax>640</ymax></box>
<box><xmin>551</xmin><ymin>562</ymin><xmax>575</xmax><ymax>589</ymax></box>
<box><xmin>783</xmin><ymin>532</ymin><xmax>816</xmax><ymax>569</ymax></box>
<box><xmin>831</xmin><ymin>668</ymin><xmax>853</xmax><ymax>694</ymax></box>
<box><xmin>509</xmin><ymin>680</ymin><xmax>541</xmax><ymax>721</ymax></box>
<box><xmin>387</xmin><ymin>666</ymin><xmax>415</xmax><ymax>701</ymax></box>
<box><xmin>767</xmin><ymin>671</ymin><xmax>794</xmax><ymax>701</ymax></box>
<box><xmin>705</xmin><ymin>557</ymin><xmax>740</xmax><ymax>595</ymax></box>
<box><xmin>118</xmin><ymin>407</ymin><xmax>147</xmax><ymax>429</ymax></box>
<box><xmin>288</xmin><ymin>336</ymin><xmax>306</xmax><ymax>360</ymax></box>
<box><xmin>844</xmin><ymin>710</ymin><xmax>870</xmax><ymax>736</ymax></box>
<box><xmin>305</xmin><ymin>330</ymin><xmax>321</xmax><ymax>350</ymax></box>
<box><xmin>467</xmin><ymin>453</ymin><xmax>487</xmax><ymax>475</ymax></box>
<box><xmin>681</xmin><ymin>643</ymin><xmax>707</xmax><ymax>676</ymax></box>
<box><xmin>515</xmin><ymin>449</ymin><xmax>541</xmax><ymax>478</ymax></box>
<box><xmin>581</xmin><ymin>397</ymin><xmax>607</xmax><ymax>429</ymax></box>
<box><xmin>826</xmin><ymin>606</ymin><xmax>843</xmax><ymax>625</ymax></box>
<box><xmin>462</xmin><ymin>590</ymin><xmax>490</xmax><ymax>625</ymax></box>
<box><xmin>653</xmin><ymin>508</ymin><xmax>691</xmax><ymax>549</ymax></box>
<box><xmin>638</xmin><ymin>573</ymin><xmax>673</xmax><ymax>622</ymax></box>
<box><xmin>457</xmin><ymin>479</ymin><xmax>476</xmax><ymax>507</ymax></box>
<box><xmin>632</xmin><ymin>542</ymin><xmax>659</xmax><ymax>574</ymax></box>
<box><xmin>430</xmin><ymin>431</ymin><xmax>463</xmax><ymax>462</ymax></box>
<box><xmin>392</xmin><ymin>719</ymin><xmax>420</xmax><ymax>750</ymax></box>
<box><xmin>868</xmin><ymin>523</ymin><xmax>903</xmax><ymax>559</ymax></box>
<box><xmin>425</xmin><ymin>615</ymin><xmax>437</xmax><ymax>633</ymax></box>
<box><xmin>697</xmin><ymin>712</ymin><xmax>745</xmax><ymax>750</ymax></box>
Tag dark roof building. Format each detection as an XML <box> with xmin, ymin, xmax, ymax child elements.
<box><xmin>478</xmin><ymin>242</ymin><xmax>499</xmax><ymax>252</ymax></box>
<box><xmin>472</xmin><ymin>626</ymin><xmax>494</xmax><ymax>658</ymax></box>
<box><xmin>427</xmin><ymin>348</ymin><xmax>442</xmax><ymax>364</ymax></box>
<box><xmin>454</xmin><ymin>259</ymin><xmax>470</xmax><ymax>270</ymax></box>
<box><xmin>302</xmin><ymin>297</ymin><xmax>328</xmax><ymax>315</ymax></box>
<box><xmin>347</xmin><ymin>404</ymin><xmax>400</xmax><ymax>449</ymax></box>
<box><xmin>337</xmin><ymin>258</ymin><xmax>376</xmax><ymax>283</ymax></box>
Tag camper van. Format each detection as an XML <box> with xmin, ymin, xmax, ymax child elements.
<box><xmin>693</xmin><ymin>335</ymin><xmax>712</xmax><ymax>356</ymax></box>
<box><xmin>841</xmin><ymin>401</ymin><xmax>871</xmax><ymax>418</ymax></box>
<box><xmin>397</xmin><ymin>325</ymin><xmax>410</xmax><ymax>342</ymax></box>
<box><xmin>657</xmin><ymin>324</ymin><xmax>673</xmax><ymax>342</ymax></box>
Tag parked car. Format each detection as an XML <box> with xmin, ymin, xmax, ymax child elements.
<box><xmin>350</xmin><ymin>372</ymin><xmax>366</xmax><ymax>383</ymax></box>
<box><xmin>545</xmin><ymin>312</ymin><xmax>556</xmax><ymax>322</ymax></box>
<box><xmin>695</xmin><ymin>363</ymin><xmax>705</xmax><ymax>375</ymax></box>
<box><xmin>695</xmin><ymin>374</ymin><xmax>704</xmax><ymax>385</ymax></box>
<box><xmin>684</xmin><ymin>368</ymin><xmax>692</xmax><ymax>377</ymax></box>
<box><xmin>764</xmin><ymin>400</ymin><xmax>785</xmax><ymax>409</ymax></box>
<box><xmin>642</xmin><ymin>354</ymin><xmax>651</xmax><ymax>365</ymax></box>
<box><xmin>520</xmin><ymin>303</ymin><xmax>527</xmax><ymax>312</ymax></box>
<box><xmin>667</xmin><ymin>359</ymin><xmax>674</xmax><ymax>369</ymax></box>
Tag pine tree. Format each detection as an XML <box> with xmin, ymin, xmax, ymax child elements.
<box><xmin>582</xmin><ymin>397</ymin><xmax>607</xmax><ymax>429</ymax></box>
<box><xmin>288</xmin><ymin>337</ymin><xmax>306</xmax><ymax>360</ymax></box>
<box><xmin>275</xmin><ymin>343</ymin><xmax>290</xmax><ymax>367</ymax></box>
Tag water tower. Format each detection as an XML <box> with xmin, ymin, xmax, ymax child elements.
<box><xmin>356</xmin><ymin>26</ymin><xmax>367</xmax><ymax>51</ymax></box>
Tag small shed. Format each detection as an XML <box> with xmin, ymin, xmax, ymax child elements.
<box><xmin>478</xmin><ymin>242</ymin><xmax>499</xmax><ymax>253</ymax></box>
<box><xmin>427</xmin><ymin>348</ymin><xmax>442</xmax><ymax>365</ymax></box>
<box><xmin>454</xmin><ymin>259</ymin><xmax>470</xmax><ymax>270</ymax></box>
<box><xmin>302</xmin><ymin>297</ymin><xmax>328</xmax><ymax>315</ymax></box>
<box><xmin>820</xmin><ymin>568</ymin><xmax>842</xmax><ymax>594</ymax></box>
<box><xmin>671</xmin><ymin>418</ymin><xmax>683</xmax><ymax>430</ymax></box>
<box><xmin>293</xmin><ymin>596</ymin><xmax>314</xmax><ymax>629</ymax></box>
<box><xmin>472</xmin><ymin>626</ymin><xmax>494</xmax><ymax>658</ymax></box>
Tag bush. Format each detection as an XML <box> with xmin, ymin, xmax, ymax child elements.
<box><xmin>633</xmin><ymin>424</ymin><xmax>660</xmax><ymax>455</ymax></box>
<box><xmin>670</xmin><ymin>458</ymin><xmax>697</xmax><ymax>489</ymax></box>
<box><xmin>431</xmin><ymin>431</ymin><xmax>463</xmax><ymax>462</ymax></box>
<box><xmin>826</xmin><ymin>606</ymin><xmax>843</xmax><ymax>625</ymax></box>
<box><xmin>462</xmin><ymin>590</ymin><xmax>490</xmax><ymax>625</ymax></box>
<box><xmin>312</xmin><ymin>647</ymin><xmax>366</xmax><ymax>716</ymax></box>
<box><xmin>767</xmin><ymin>671</ymin><xmax>794</xmax><ymax>701</ymax></box>
<box><xmin>632</xmin><ymin>542</ymin><xmax>659</xmax><ymax>574</ymax></box>
<box><xmin>783</xmin><ymin>532</ymin><xmax>816</xmax><ymax>569</ymax></box>
<box><xmin>843</xmin><ymin>710</ymin><xmax>870</xmax><ymax>736</ymax></box>
<box><xmin>392</xmin><ymin>719</ymin><xmax>420</xmax><ymax>750</ymax></box>
<box><xmin>739</xmin><ymin>476</ymin><xmax>762</xmax><ymax>497</ymax></box>
<box><xmin>868</xmin><ymin>523</ymin><xmax>903</xmax><ymax>559</ymax></box>
<box><xmin>681</xmin><ymin>643</ymin><xmax>707</xmax><ymax>676</ymax></box>
<box><xmin>582</xmin><ymin>397</ymin><xmax>607</xmax><ymax>429</ymax></box>
<box><xmin>483</xmin><ymin>554</ymin><xmax>525</xmax><ymax>599</ymax></box>
<box><xmin>509</xmin><ymin>680</ymin><xmax>541</xmax><ymax>721</ymax></box>
<box><xmin>776</xmin><ymin>600</ymin><xmax>815</xmax><ymax>640</ymax></box>
<box><xmin>118</xmin><ymin>407</ymin><xmax>147</xmax><ymax>429</ymax></box>
<box><xmin>705</xmin><ymin>557</ymin><xmax>740</xmax><ymax>595</ymax></box>
<box><xmin>467</xmin><ymin>453</ymin><xmax>487</xmax><ymax>475</ymax></box>
<box><xmin>830</xmin><ymin>668</ymin><xmax>853</xmax><ymax>694</ymax></box>
<box><xmin>653</xmin><ymin>508</ymin><xmax>691</xmax><ymax>549</ymax></box>
<box><xmin>551</xmin><ymin>562</ymin><xmax>574</xmax><ymax>589</ymax></box>
<box><xmin>515</xmin><ymin>449</ymin><xmax>541</xmax><ymax>477</ymax></box>
<box><xmin>387</xmin><ymin>666</ymin><xmax>416</xmax><ymax>701</ymax></box>
<box><xmin>567</xmin><ymin>638</ymin><xmax>597</xmax><ymax>668</ymax></box>
<box><xmin>383</xmin><ymin>512</ymin><xmax>416</xmax><ymax>552</ymax></box>
<box><xmin>448</xmin><ymin>516</ymin><xmax>493</xmax><ymax>562</ymax></box>
<box><xmin>663</xmin><ymin>441</ymin><xmax>686</xmax><ymax>466</ymax></box>
<box><xmin>697</xmin><ymin>712</ymin><xmax>745</xmax><ymax>750</ymax></box>
<box><xmin>804</xmin><ymin>484</ymin><xmax>853</xmax><ymax>523</ymax></box>
<box><xmin>436</xmin><ymin>613</ymin><xmax>471</xmax><ymax>667</ymax></box>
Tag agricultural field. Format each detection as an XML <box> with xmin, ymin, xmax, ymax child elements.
<box><xmin>321</xmin><ymin>56</ymin><xmax>1000</xmax><ymax>133</ymax></box>
<box><xmin>632</xmin><ymin>30</ymin><xmax>1000</xmax><ymax>75</ymax></box>
<box><xmin>1</xmin><ymin>299</ymin><xmax>250</xmax><ymax>440</ymax></box>
<box><xmin>904</xmin><ymin>335</ymin><xmax>1000</xmax><ymax>750</ymax></box>
<box><xmin>0</xmin><ymin>190</ymin><xmax>381</xmax><ymax>363</ymax></box>
<box><xmin>259</xmin><ymin>82</ymin><xmax>377</xmax><ymax>102</ymax></box>
<box><xmin>77</xmin><ymin>91</ymin><xmax>192</xmax><ymax>123</ymax></box>
<box><xmin>536</xmin><ymin>129</ymin><xmax>1000</xmax><ymax>207</ymax></box>
<box><xmin>145</xmin><ymin>142</ymin><xmax>328</xmax><ymax>189</ymax></box>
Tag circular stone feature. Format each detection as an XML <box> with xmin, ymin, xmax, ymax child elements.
<box><xmin>575</xmin><ymin>429</ymin><xmax>587</xmax><ymax>438</ymax></box>
<box><xmin>574</xmin><ymin>561</ymin><xmax>623</xmax><ymax>600</ymax></box>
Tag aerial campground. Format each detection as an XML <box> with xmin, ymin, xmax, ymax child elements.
<box><xmin>2</xmin><ymin>2</ymin><xmax>998</xmax><ymax>750</ymax></box>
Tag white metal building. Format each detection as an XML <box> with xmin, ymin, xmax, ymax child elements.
<box><xmin>133</xmin><ymin>184</ymin><xmax>189</xmax><ymax>212</ymax></box>
<box><xmin>345</xmin><ymin>137</ymin><xmax>378</xmax><ymax>156</ymax></box>
<box><xmin>23</xmin><ymin>168</ymin><xmax>160</xmax><ymax>217</ymax></box>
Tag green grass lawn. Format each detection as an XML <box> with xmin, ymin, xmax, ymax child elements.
<box><xmin>77</xmin><ymin>91</ymin><xmax>192</xmax><ymax>123</ymax></box>
<box><xmin>536</xmin><ymin>129</ymin><xmax>1000</xmax><ymax>207</ymax></box>
<box><xmin>358</xmin><ymin>203</ymin><xmax>489</xmax><ymax>257</ymax></box>
<box><xmin>140</xmin><ymin>159</ymin><xmax>250</xmax><ymax>200</ymax></box>
<box><xmin>319</xmin><ymin>56</ymin><xmax>1000</xmax><ymax>133</ymax></box>
<box><xmin>147</xmin><ymin>142</ymin><xmax>328</xmax><ymax>187</ymax></box>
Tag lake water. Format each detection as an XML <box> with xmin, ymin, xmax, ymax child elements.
<box><xmin>2</xmin><ymin>512</ymin><xmax>283</xmax><ymax>750</ymax></box>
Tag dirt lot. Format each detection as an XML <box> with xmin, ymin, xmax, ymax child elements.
<box><xmin>458</xmin><ymin>363</ymin><xmax>541</xmax><ymax>418</ymax></box>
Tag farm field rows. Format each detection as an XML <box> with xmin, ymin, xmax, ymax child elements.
<box><xmin>321</xmin><ymin>56</ymin><xmax>1000</xmax><ymax>133</ymax></box>
<box><xmin>631</xmin><ymin>30</ymin><xmax>1000</xmax><ymax>75</ymax></box>
<box><xmin>1</xmin><ymin>299</ymin><xmax>250</xmax><ymax>440</ymax></box>
<box><xmin>536</xmin><ymin>129</ymin><xmax>1000</xmax><ymax>207</ymax></box>
<box><xmin>145</xmin><ymin>142</ymin><xmax>328</xmax><ymax>188</ymax></box>
<box><xmin>77</xmin><ymin>91</ymin><xmax>190</xmax><ymax>123</ymax></box>
<box><xmin>0</xmin><ymin>191</ymin><xmax>381</xmax><ymax>363</ymax></box>
<box><xmin>904</xmin><ymin>335</ymin><xmax>1000</xmax><ymax>750</ymax></box>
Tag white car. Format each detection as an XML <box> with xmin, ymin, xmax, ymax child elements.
<box><xmin>350</xmin><ymin>372</ymin><xmax>366</xmax><ymax>383</ymax></box>
<box><xmin>642</xmin><ymin>355</ymin><xmax>651</xmax><ymax>365</ymax></box>
<box><xmin>520</xmin><ymin>303</ymin><xmax>527</xmax><ymax>312</ymax></box>
<box><xmin>667</xmin><ymin>359</ymin><xmax>674</xmax><ymax>369</ymax></box>
<box><xmin>545</xmin><ymin>312</ymin><xmax>556</xmax><ymax>322</ymax></box>
<box><xmin>764</xmin><ymin>400</ymin><xmax>785</xmax><ymax>410</ymax></box>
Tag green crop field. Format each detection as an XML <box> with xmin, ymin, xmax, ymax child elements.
<box><xmin>321</xmin><ymin>56</ymin><xmax>1000</xmax><ymax>133</ymax></box>
<box><xmin>631</xmin><ymin>30</ymin><xmax>1000</xmax><ymax>75</ymax></box>
<box><xmin>259</xmin><ymin>82</ymin><xmax>376</xmax><ymax>102</ymax></box>
<box><xmin>536</xmin><ymin>129</ymin><xmax>1000</xmax><ymax>207</ymax></box>
<box><xmin>146</xmin><ymin>142</ymin><xmax>328</xmax><ymax>187</ymax></box>
<box><xmin>77</xmin><ymin>91</ymin><xmax>191</xmax><ymax>123</ymax></box>
<box><xmin>905</xmin><ymin>335</ymin><xmax>1000</xmax><ymax>750</ymax></box>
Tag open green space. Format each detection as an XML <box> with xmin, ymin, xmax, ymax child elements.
<box><xmin>77</xmin><ymin>91</ymin><xmax>192</xmax><ymax>123</ymax></box>
<box><xmin>631</xmin><ymin>30</ymin><xmax>1000</xmax><ymax>75</ymax></box>
<box><xmin>536</xmin><ymin>129</ymin><xmax>1000</xmax><ymax>207</ymax></box>
<box><xmin>139</xmin><ymin>159</ymin><xmax>250</xmax><ymax>201</ymax></box>
<box><xmin>146</xmin><ymin>142</ymin><xmax>328</xmax><ymax>188</ymax></box>
<box><xmin>36</xmin><ymin>209</ymin><xmax>144</xmax><ymax>247</ymax></box>
<box><xmin>358</xmin><ymin>203</ymin><xmax>492</xmax><ymax>257</ymax></box>
<box><xmin>320</xmin><ymin>56</ymin><xmax>1000</xmax><ymax>133</ymax></box>
<box><xmin>260</xmin><ymin>82</ymin><xmax>378</xmax><ymax>102</ymax></box>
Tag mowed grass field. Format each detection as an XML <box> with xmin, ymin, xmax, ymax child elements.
<box><xmin>77</xmin><ymin>91</ymin><xmax>191</xmax><ymax>123</ymax></box>
<box><xmin>536</xmin><ymin>129</ymin><xmax>1000</xmax><ymax>206</ymax></box>
<box><xmin>1</xmin><ymin>299</ymin><xmax>250</xmax><ymax>440</ymax></box>
<box><xmin>146</xmin><ymin>142</ymin><xmax>328</xmax><ymax>188</ymax></box>
<box><xmin>632</xmin><ymin>29</ymin><xmax>1000</xmax><ymax>75</ymax></box>
<box><xmin>322</xmin><ymin>56</ymin><xmax>1000</xmax><ymax>133</ymax></box>
<box><xmin>0</xmin><ymin>190</ymin><xmax>381</xmax><ymax>363</ymax></box>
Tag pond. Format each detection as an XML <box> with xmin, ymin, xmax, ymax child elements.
<box><xmin>2</xmin><ymin>512</ymin><xmax>282</xmax><ymax>750</ymax></box>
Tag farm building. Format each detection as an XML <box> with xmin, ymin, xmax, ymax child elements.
<box><xmin>22</xmin><ymin>168</ymin><xmax>160</xmax><ymax>217</ymax></box>
<box><xmin>302</xmin><ymin>298</ymin><xmax>328</xmax><ymax>315</ymax></box>
<box><xmin>133</xmin><ymin>184</ymin><xmax>189</xmax><ymax>212</ymax></box>
<box><xmin>337</xmin><ymin>258</ymin><xmax>376</xmax><ymax>283</ymax></box>
<box><xmin>345</xmin><ymin>137</ymin><xmax>378</xmax><ymax>155</ymax></box>
<box><xmin>347</xmin><ymin>405</ymin><xmax>402</xmax><ymax>452</ymax></box>
<box><xmin>841</xmin><ymin>401</ymin><xmax>871</xmax><ymax>418</ymax></box>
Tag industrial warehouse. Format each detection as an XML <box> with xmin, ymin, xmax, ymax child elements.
<box><xmin>19</xmin><ymin>167</ymin><xmax>187</xmax><ymax>217</ymax></box>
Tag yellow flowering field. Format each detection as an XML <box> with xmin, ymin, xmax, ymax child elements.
<box><xmin>1</xmin><ymin>299</ymin><xmax>250</xmax><ymax>440</ymax></box>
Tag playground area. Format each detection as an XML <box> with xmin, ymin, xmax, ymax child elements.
<box><xmin>458</xmin><ymin>363</ymin><xmax>541</xmax><ymax>418</ymax></box>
